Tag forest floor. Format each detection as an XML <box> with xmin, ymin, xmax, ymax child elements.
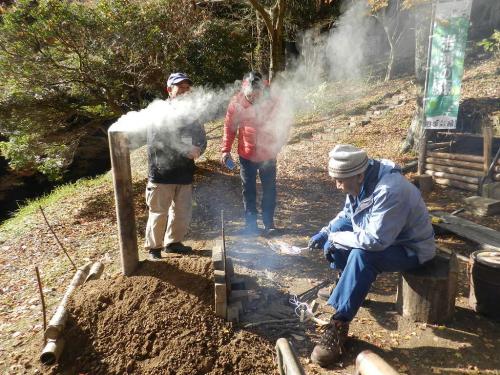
<box><xmin>0</xmin><ymin>55</ymin><xmax>499</xmax><ymax>375</ymax></box>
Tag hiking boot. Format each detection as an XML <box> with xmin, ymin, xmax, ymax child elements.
<box><xmin>262</xmin><ymin>224</ymin><xmax>281</xmax><ymax>237</ymax></box>
<box><xmin>164</xmin><ymin>242</ymin><xmax>192</xmax><ymax>253</ymax></box>
<box><xmin>148</xmin><ymin>248</ymin><xmax>162</xmax><ymax>260</ymax></box>
<box><xmin>310</xmin><ymin>318</ymin><xmax>349</xmax><ymax>367</ymax></box>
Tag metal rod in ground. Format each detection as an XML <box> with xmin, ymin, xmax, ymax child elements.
<box><xmin>35</xmin><ymin>266</ymin><xmax>47</xmax><ymax>339</ymax></box>
<box><xmin>39</xmin><ymin>206</ymin><xmax>77</xmax><ymax>271</ymax></box>
<box><xmin>221</xmin><ymin>210</ymin><xmax>226</xmax><ymax>270</ymax></box>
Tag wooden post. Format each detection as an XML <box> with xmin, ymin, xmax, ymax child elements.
<box><xmin>417</xmin><ymin>131</ymin><xmax>429</xmax><ymax>175</ymax></box>
<box><xmin>483</xmin><ymin>126</ymin><xmax>493</xmax><ymax>175</ymax></box>
<box><xmin>109</xmin><ymin>131</ymin><xmax>139</xmax><ymax>276</ymax></box>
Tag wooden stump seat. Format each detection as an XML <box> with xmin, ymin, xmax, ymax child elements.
<box><xmin>396</xmin><ymin>253</ymin><xmax>458</xmax><ymax>324</ymax></box>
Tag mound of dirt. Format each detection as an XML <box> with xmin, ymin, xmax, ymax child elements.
<box><xmin>55</xmin><ymin>256</ymin><xmax>276</xmax><ymax>375</ymax></box>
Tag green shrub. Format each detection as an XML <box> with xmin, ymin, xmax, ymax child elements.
<box><xmin>477</xmin><ymin>29</ymin><xmax>500</xmax><ymax>57</ymax></box>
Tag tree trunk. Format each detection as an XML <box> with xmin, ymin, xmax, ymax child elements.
<box><xmin>401</xmin><ymin>3</ymin><xmax>432</xmax><ymax>153</ymax></box>
<box><xmin>269</xmin><ymin>29</ymin><xmax>285</xmax><ymax>81</ymax></box>
<box><xmin>247</xmin><ymin>0</ymin><xmax>286</xmax><ymax>81</ymax></box>
<box><xmin>384</xmin><ymin>25</ymin><xmax>395</xmax><ymax>82</ymax></box>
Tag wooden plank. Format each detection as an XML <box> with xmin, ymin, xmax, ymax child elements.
<box><xmin>425</xmin><ymin>157</ymin><xmax>483</xmax><ymax>171</ymax></box>
<box><xmin>431</xmin><ymin>211</ymin><xmax>500</xmax><ymax>248</ymax></box>
<box><xmin>426</xmin><ymin>163</ymin><xmax>484</xmax><ymax>178</ymax></box>
<box><xmin>425</xmin><ymin>170</ymin><xmax>479</xmax><ymax>184</ymax></box>
<box><xmin>427</xmin><ymin>151</ymin><xmax>483</xmax><ymax>163</ymax></box>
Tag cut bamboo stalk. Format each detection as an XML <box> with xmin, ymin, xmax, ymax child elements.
<box><xmin>433</xmin><ymin>178</ymin><xmax>478</xmax><ymax>192</ymax></box>
<box><xmin>425</xmin><ymin>157</ymin><xmax>483</xmax><ymax>171</ymax></box>
<box><xmin>276</xmin><ymin>338</ymin><xmax>306</xmax><ymax>375</ymax></box>
<box><xmin>427</xmin><ymin>152</ymin><xmax>483</xmax><ymax>163</ymax></box>
<box><xmin>45</xmin><ymin>263</ymin><xmax>91</xmax><ymax>341</ymax></box>
<box><xmin>40</xmin><ymin>338</ymin><xmax>65</xmax><ymax>365</ymax></box>
<box><xmin>426</xmin><ymin>163</ymin><xmax>484</xmax><ymax>178</ymax></box>
<box><xmin>425</xmin><ymin>170</ymin><xmax>480</xmax><ymax>184</ymax></box>
<box><xmin>356</xmin><ymin>350</ymin><xmax>400</xmax><ymax>375</ymax></box>
<box><xmin>85</xmin><ymin>262</ymin><xmax>104</xmax><ymax>283</ymax></box>
<box><xmin>108</xmin><ymin>130</ymin><xmax>139</xmax><ymax>276</ymax></box>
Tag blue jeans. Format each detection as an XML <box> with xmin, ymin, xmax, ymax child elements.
<box><xmin>325</xmin><ymin>217</ymin><xmax>420</xmax><ymax>322</ymax></box>
<box><xmin>239</xmin><ymin>156</ymin><xmax>277</xmax><ymax>228</ymax></box>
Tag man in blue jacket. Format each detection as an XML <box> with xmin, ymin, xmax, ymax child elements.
<box><xmin>145</xmin><ymin>73</ymin><xmax>207</xmax><ymax>260</ymax></box>
<box><xmin>308</xmin><ymin>144</ymin><xmax>435</xmax><ymax>367</ymax></box>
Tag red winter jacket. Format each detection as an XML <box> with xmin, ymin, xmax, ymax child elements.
<box><xmin>221</xmin><ymin>92</ymin><xmax>281</xmax><ymax>162</ymax></box>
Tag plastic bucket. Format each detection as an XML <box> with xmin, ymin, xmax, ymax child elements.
<box><xmin>468</xmin><ymin>250</ymin><xmax>500</xmax><ymax>319</ymax></box>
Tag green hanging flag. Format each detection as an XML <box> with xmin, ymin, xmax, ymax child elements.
<box><xmin>424</xmin><ymin>0</ymin><xmax>472</xmax><ymax>129</ymax></box>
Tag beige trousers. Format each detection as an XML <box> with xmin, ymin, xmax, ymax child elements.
<box><xmin>144</xmin><ymin>182</ymin><xmax>192</xmax><ymax>250</ymax></box>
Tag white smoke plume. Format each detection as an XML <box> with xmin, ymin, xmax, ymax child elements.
<box><xmin>108</xmin><ymin>1</ymin><xmax>414</xmax><ymax>162</ymax></box>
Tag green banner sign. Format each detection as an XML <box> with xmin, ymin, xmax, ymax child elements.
<box><xmin>424</xmin><ymin>0</ymin><xmax>472</xmax><ymax>129</ymax></box>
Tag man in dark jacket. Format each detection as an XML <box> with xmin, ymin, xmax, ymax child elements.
<box><xmin>145</xmin><ymin>73</ymin><xmax>207</xmax><ymax>259</ymax></box>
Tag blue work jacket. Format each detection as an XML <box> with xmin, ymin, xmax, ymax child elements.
<box><xmin>324</xmin><ymin>159</ymin><xmax>435</xmax><ymax>264</ymax></box>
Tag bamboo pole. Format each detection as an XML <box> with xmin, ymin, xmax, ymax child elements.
<box><xmin>425</xmin><ymin>170</ymin><xmax>479</xmax><ymax>184</ymax></box>
<box><xmin>356</xmin><ymin>350</ymin><xmax>400</xmax><ymax>375</ymax></box>
<box><xmin>44</xmin><ymin>263</ymin><xmax>91</xmax><ymax>341</ymax></box>
<box><xmin>85</xmin><ymin>261</ymin><xmax>104</xmax><ymax>283</ymax></box>
<box><xmin>426</xmin><ymin>164</ymin><xmax>484</xmax><ymax>178</ymax></box>
<box><xmin>108</xmin><ymin>130</ymin><xmax>139</xmax><ymax>276</ymax></box>
<box><xmin>433</xmin><ymin>178</ymin><xmax>478</xmax><ymax>192</ymax></box>
<box><xmin>425</xmin><ymin>157</ymin><xmax>483</xmax><ymax>171</ymax></box>
<box><xmin>275</xmin><ymin>338</ymin><xmax>306</xmax><ymax>375</ymax></box>
<box><xmin>40</xmin><ymin>338</ymin><xmax>65</xmax><ymax>365</ymax></box>
<box><xmin>35</xmin><ymin>267</ymin><xmax>47</xmax><ymax>337</ymax></box>
<box><xmin>427</xmin><ymin>152</ymin><xmax>483</xmax><ymax>163</ymax></box>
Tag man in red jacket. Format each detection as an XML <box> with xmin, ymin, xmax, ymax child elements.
<box><xmin>221</xmin><ymin>72</ymin><xmax>284</xmax><ymax>236</ymax></box>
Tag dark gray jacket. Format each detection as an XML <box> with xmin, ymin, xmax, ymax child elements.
<box><xmin>147</xmin><ymin>120</ymin><xmax>206</xmax><ymax>184</ymax></box>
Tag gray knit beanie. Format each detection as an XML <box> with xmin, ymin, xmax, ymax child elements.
<box><xmin>328</xmin><ymin>144</ymin><xmax>369</xmax><ymax>178</ymax></box>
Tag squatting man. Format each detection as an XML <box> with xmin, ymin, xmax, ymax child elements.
<box><xmin>308</xmin><ymin>144</ymin><xmax>435</xmax><ymax>367</ymax></box>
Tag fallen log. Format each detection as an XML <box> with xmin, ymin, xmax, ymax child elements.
<box><xmin>433</xmin><ymin>178</ymin><xmax>478</xmax><ymax>192</ymax></box>
<box><xmin>427</xmin><ymin>152</ymin><xmax>483</xmax><ymax>163</ymax></box>
<box><xmin>425</xmin><ymin>170</ymin><xmax>480</xmax><ymax>184</ymax></box>
<box><xmin>425</xmin><ymin>157</ymin><xmax>484</xmax><ymax>171</ymax></box>
<box><xmin>426</xmin><ymin>163</ymin><xmax>484</xmax><ymax>178</ymax></box>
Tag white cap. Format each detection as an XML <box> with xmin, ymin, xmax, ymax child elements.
<box><xmin>328</xmin><ymin>144</ymin><xmax>369</xmax><ymax>178</ymax></box>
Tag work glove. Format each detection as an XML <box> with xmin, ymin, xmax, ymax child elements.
<box><xmin>308</xmin><ymin>231</ymin><xmax>327</xmax><ymax>250</ymax></box>
<box><xmin>323</xmin><ymin>240</ymin><xmax>335</xmax><ymax>263</ymax></box>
